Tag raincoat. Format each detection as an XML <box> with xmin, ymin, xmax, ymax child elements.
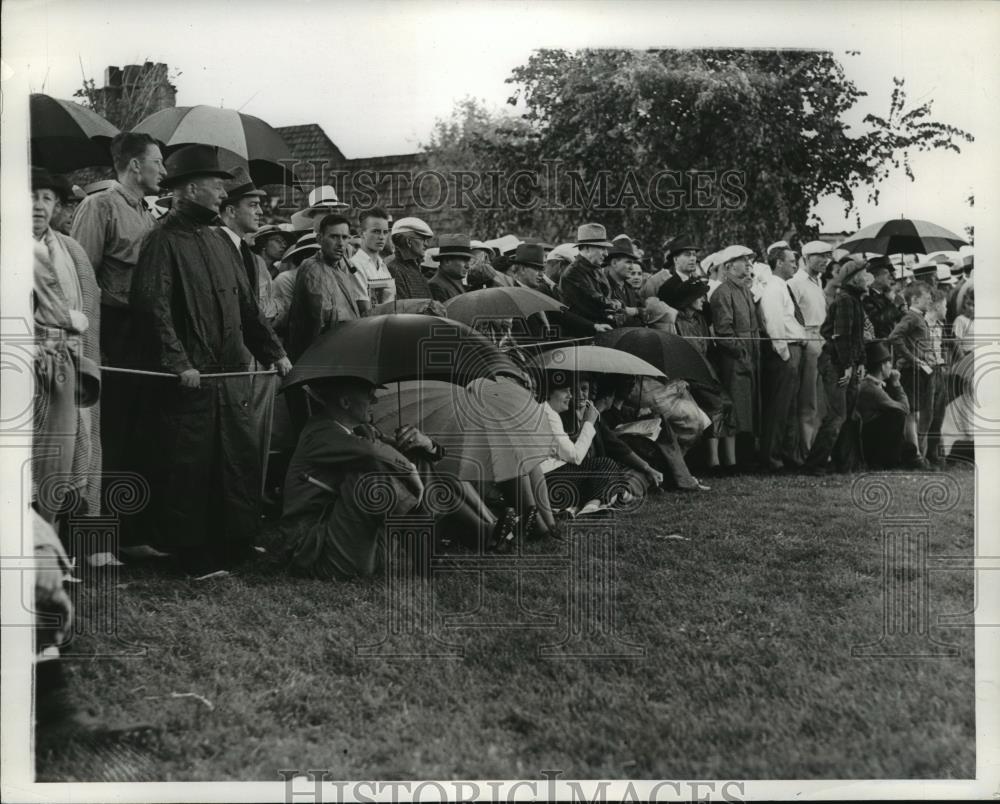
<box><xmin>129</xmin><ymin>199</ymin><xmax>286</xmax><ymax>554</ymax></box>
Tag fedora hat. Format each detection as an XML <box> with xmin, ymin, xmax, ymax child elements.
<box><xmin>223</xmin><ymin>166</ymin><xmax>267</xmax><ymax>204</ymax></box>
<box><xmin>282</xmin><ymin>232</ymin><xmax>319</xmax><ymax>262</ymax></box>
<box><xmin>431</xmin><ymin>234</ymin><xmax>473</xmax><ymax>261</ymax></box>
<box><xmin>865</xmin><ymin>340</ymin><xmax>892</xmax><ymax>368</ymax></box>
<box><xmin>911</xmin><ymin>260</ymin><xmax>937</xmax><ymax>279</ymax></box>
<box><xmin>608</xmin><ymin>235</ymin><xmax>638</xmax><ymax>261</ymax></box>
<box><xmin>251</xmin><ymin>224</ymin><xmax>299</xmax><ymax>250</ymax></box>
<box><xmin>658</xmin><ymin>276</ymin><xmax>710</xmax><ymax>309</ymax></box>
<box><xmin>295</xmin><ymin>184</ymin><xmax>350</xmax><ymax>221</ymax></box>
<box><xmin>666</xmin><ymin>235</ymin><xmax>700</xmax><ymax>256</ymax></box>
<box><xmin>511</xmin><ymin>242</ymin><xmax>545</xmax><ymax>270</ymax></box>
<box><xmin>160</xmin><ymin>145</ymin><xmax>234</xmax><ymax>188</ymax></box>
<box><xmin>575</xmin><ymin>223</ymin><xmax>613</xmax><ymax>248</ymax></box>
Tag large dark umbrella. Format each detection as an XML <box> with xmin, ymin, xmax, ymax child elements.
<box><xmin>280</xmin><ymin>314</ymin><xmax>522</xmax><ymax>392</ymax></box>
<box><xmin>444</xmin><ymin>286</ymin><xmax>565</xmax><ymax>325</ymax></box>
<box><xmin>838</xmin><ymin>218</ymin><xmax>968</xmax><ymax>256</ymax></box>
<box><xmin>133</xmin><ymin>105</ymin><xmax>294</xmax><ymax>186</ymax></box>
<box><xmin>596</xmin><ymin>327</ymin><xmax>717</xmax><ymax>387</ymax></box>
<box><xmin>30</xmin><ymin>93</ymin><xmax>119</xmax><ymax>172</ymax></box>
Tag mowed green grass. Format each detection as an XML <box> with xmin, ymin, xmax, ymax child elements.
<box><xmin>39</xmin><ymin>468</ymin><xmax>976</xmax><ymax>782</ymax></box>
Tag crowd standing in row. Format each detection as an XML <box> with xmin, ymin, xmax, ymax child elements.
<box><xmin>31</xmin><ymin>134</ymin><xmax>977</xmax><ymax>585</ymax></box>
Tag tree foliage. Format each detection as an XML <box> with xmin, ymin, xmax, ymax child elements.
<box><xmin>425</xmin><ymin>49</ymin><xmax>974</xmax><ymax>257</ymax></box>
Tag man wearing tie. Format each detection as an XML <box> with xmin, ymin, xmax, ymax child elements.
<box><xmin>219</xmin><ymin>169</ymin><xmax>280</xmax><ymax>498</ymax></box>
<box><xmin>758</xmin><ymin>245</ymin><xmax>808</xmax><ymax>470</ymax></box>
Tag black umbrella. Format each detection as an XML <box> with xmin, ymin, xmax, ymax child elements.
<box><xmin>280</xmin><ymin>314</ymin><xmax>522</xmax><ymax>392</ymax></box>
<box><xmin>596</xmin><ymin>327</ymin><xmax>717</xmax><ymax>387</ymax></box>
<box><xmin>838</xmin><ymin>218</ymin><xmax>968</xmax><ymax>256</ymax></box>
<box><xmin>30</xmin><ymin>94</ymin><xmax>120</xmax><ymax>172</ymax></box>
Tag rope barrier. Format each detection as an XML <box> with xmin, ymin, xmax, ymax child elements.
<box><xmin>100</xmin><ymin>366</ymin><xmax>277</xmax><ymax>379</ymax></box>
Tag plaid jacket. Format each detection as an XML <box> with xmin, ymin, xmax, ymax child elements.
<box><xmin>820</xmin><ymin>285</ymin><xmax>866</xmax><ymax>372</ymax></box>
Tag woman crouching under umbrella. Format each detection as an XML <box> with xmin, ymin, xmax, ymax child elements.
<box><xmin>280</xmin><ymin>376</ymin><xmax>518</xmax><ymax>579</ymax></box>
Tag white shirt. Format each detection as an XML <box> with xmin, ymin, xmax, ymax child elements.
<box><xmin>351</xmin><ymin>248</ymin><xmax>396</xmax><ymax>305</ymax></box>
<box><xmin>539</xmin><ymin>401</ymin><xmax>596</xmax><ymax>474</ymax></box>
<box><xmin>787</xmin><ymin>268</ymin><xmax>827</xmax><ymax>328</ymax></box>
<box><xmin>757</xmin><ymin>273</ymin><xmax>807</xmax><ymax>360</ymax></box>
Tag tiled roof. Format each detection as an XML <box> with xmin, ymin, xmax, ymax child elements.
<box><xmin>270</xmin><ymin>123</ymin><xmax>456</xmax><ymax>232</ymax></box>
<box><xmin>275</xmin><ymin>124</ymin><xmax>347</xmax><ymax>165</ymax></box>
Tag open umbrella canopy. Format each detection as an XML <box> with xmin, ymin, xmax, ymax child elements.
<box><xmin>596</xmin><ymin>327</ymin><xmax>718</xmax><ymax>387</ymax></box>
<box><xmin>133</xmin><ymin>105</ymin><xmax>294</xmax><ymax>185</ymax></box>
<box><xmin>30</xmin><ymin>94</ymin><xmax>119</xmax><ymax>172</ymax></box>
<box><xmin>535</xmin><ymin>344</ymin><xmax>665</xmax><ymax>379</ymax></box>
<box><xmin>371</xmin><ymin>298</ymin><xmax>442</xmax><ymax>316</ymax></box>
<box><xmin>838</xmin><ymin>218</ymin><xmax>968</xmax><ymax>256</ymax></box>
<box><xmin>444</xmin><ymin>286</ymin><xmax>565</xmax><ymax>326</ymax></box>
<box><xmin>371</xmin><ymin>379</ymin><xmax>555</xmax><ymax>482</ymax></box>
<box><xmin>281</xmin><ymin>314</ymin><xmax>521</xmax><ymax>391</ymax></box>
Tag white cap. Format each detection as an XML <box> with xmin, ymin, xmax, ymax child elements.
<box><xmin>470</xmin><ymin>240</ymin><xmax>495</xmax><ymax>254</ymax></box>
<box><xmin>801</xmin><ymin>240</ymin><xmax>833</xmax><ymax>257</ymax></box>
<box><xmin>391</xmin><ymin>217</ymin><xmax>434</xmax><ymax>238</ymax></box>
<box><xmin>717</xmin><ymin>244</ymin><xmax>754</xmax><ymax>264</ymax></box>
<box><xmin>483</xmin><ymin>234</ymin><xmax>521</xmax><ymax>256</ymax></box>
<box><xmin>547</xmin><ymin>243</ymin><xmax>578</xmax><ymax>263</ymax></box>
<box><xmin>766</xmin><ymin>240</ymin><xmax>790</xmax><ymax>254</ymax></box>
<box><xmin>700</xmin><ymin>251</ymin><xmax>720</xmax><ymax>272</ymax></box>
<box><xmin>421</xmin><ymin>247</ymin><xmax>440</xmax><ymax>270</ymax></box>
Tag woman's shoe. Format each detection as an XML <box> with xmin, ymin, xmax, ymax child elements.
<box><xmin>487</xmin><ymin>506</ymin><xmax>519</xmax><ymax>552</ymax></box>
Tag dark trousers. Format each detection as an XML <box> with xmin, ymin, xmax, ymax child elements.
<box><xmin>862</xmin><ymin>408</ymin><xmax>907</xmax><ymax>469</ymax></box>
<box><xmin>806</xmin><ymin>354</ymin><xmax>858</xmax><ymax>470</ymax></box>
<box><xmin>759</xmin><ymin>343</ymin><xmax>803</xmax><ymax>467</ymax></box>
<box><xmin>922</xmin><ymin>366</ymin><xmax>947</xmax><ymax>461</ymax></box>
<box><xmin>98</xmin><ymin>305</ymin><xmax>139</xmax><ymax>480</ymax></box>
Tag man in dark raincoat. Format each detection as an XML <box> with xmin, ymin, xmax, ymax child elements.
<box><xmin>130</xmin><ymin>145</ymin><xmax>291</xmax><ymax>573</ymax></box>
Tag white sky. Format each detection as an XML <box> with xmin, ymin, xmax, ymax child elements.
<box><xmin>3</xmin><ymin>0</ymin><xmax>997</xmax><ymax>235</ymax></box>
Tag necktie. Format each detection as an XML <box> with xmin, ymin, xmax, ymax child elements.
<box><xmin>788</xmin><ymin>284</ymin><xmax>805</xmax><ymax>326</ymax></box>
<box><xmin>239</xmin><ymin>240</ymin><xmax>257</xmax><ymax>292</ymax></box>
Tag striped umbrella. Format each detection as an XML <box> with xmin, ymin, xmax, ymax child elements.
<box><xmin>30</xmin><ymin>94</ymin><xmax>119</xmax><ymax>172</ymax></box>
<box><xmin>133</xmin><ymin>105</ymin><xmax>294</xmax><ymax>185</ymax></box>
<box><xmin>837</xmin><ymin>218</ymin><xmax>968</xmax><ymax>256</ymax></box>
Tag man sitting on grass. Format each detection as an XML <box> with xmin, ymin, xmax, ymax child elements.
<box><xmin>856</xmin><ymin>340</ymin><xmax>911</xmax><ymax>469</ymax></box>
<box><xmin>280</xmin><ymin>376</ymin><xmax>516</xmax><ymax>579</ymax></box>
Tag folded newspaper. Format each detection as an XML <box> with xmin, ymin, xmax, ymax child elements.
<box><xmin>612</xmin><ymin>417</ymin><xmax>662</xmax><ymax>441</ymax></box>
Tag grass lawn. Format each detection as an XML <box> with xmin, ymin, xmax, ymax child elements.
<box><xmin>37</xmin><ymin>467</ymin><xmax>976</xmax><ymax>782</ymax></box>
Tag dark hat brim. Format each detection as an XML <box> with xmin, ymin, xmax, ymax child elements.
<box><xmin>432</xmin><ymin>248</ymin><xmax>473</xmax><ymax>261</ymax></box>
<box><xmin>513</xmin><ymin>260</ymin><xmax>545</xmax><ymax>271</ymax></box>
<box><xmin>659</xmin><ymin>283</ymin><xmax>710</xmax><ymax>309</ymax></box>
<box><xmin>160</xmin><ymin>168</ymin><xmax>235</xmax><ymax>189</ymax></box>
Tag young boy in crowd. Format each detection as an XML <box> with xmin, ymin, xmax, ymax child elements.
<box><xmin>923</xmin><ymin>289</ymin><xmax>950</xmax><ymax>463</ymax></box>
<box><xmin>887</xmin><ymin>281</ymin><xmax>933</xmax><ymax>466</ymax></box>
